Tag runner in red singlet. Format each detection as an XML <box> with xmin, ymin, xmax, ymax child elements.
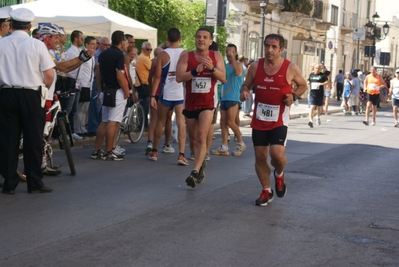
<box><xmin>176</xmin><ymin>28</ymin><xmax>226</xmax><ymax>188</ymax></box>
<box><xmin>240</xmin><ymin>34</ymin><xmax>307</xmax><ymax>206</ymax></box>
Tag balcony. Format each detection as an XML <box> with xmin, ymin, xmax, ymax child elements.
<box><xmin>281</xmin><ymin>0</ymin><xmax>313</xmax><ymax>16</ymax></box>
<box><xmin>0</xmin><ymin>0</ymin><xmax>23</xmax><ymax>7</ymax></box>
<box><xmin>245</xmin><ymin>0</ymin><xmax>285</xmax><ymax>14</ymax></box>
<box><xmin>312</xmin><ymin>0</ymin><xmax>323</xmax><ymax>20</ymax></box>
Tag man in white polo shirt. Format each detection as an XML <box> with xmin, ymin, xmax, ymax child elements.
<box><xmin>64</xmin><ymin>30</ymin><xmax>84</xmax><ymax>140</ymax></box>
<box><xmin>0</xmin><ymin>8</ymin><xmax>55</xmax><ymax>194</ymax></box>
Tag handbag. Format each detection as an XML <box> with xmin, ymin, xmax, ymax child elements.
<box><xmin>79</xmin><ymin>87</ymin><xmax>91</xmax><ymax>102</ymax></box>
<box><xmin>134</xmin><ymin>71</ymin><xmax>150</xmax><ymax>97</ymax></box>
<box><xmin>102</xmin><ymin>88</ymin><xmax>117</xmax><ymax>107</ymax></box>
<box><xmin>79</xmin><ymin>60</ymin><xmax>94</xmax><ymax>103</ymax></box>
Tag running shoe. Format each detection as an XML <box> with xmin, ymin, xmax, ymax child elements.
<box><xmin>189</xmin><ymin>153</ymin><xmax>195</xmax><ymax>161</ymax></box>
<box><xmin>72</xmin><ymin>133</ymin><xmax>83</xmax><ymax>140</ymax></box>
<box><xmin>197</xmin><ymin>160</ymin><xmax>207</xmax><ymax>183</ymax></box>
<box><xmin>148</xmin><ymin>151</ymin><xmax>158</xmax><ymax>161</ymax></box>
<box><xmin>372</xmin><ymin>120</ymin><xmax>376</xmax><ymax>126</ymax></box>
<box><xmin>211</xmin><ymin>145</ymin><xmax>229</xmax><ymax>156</ymax></box>
<box><xmin>316</xmin><ymin>117</ymin><xmax>321</xmax><ymax>126</ymax></box>
<box><xmin>394</xmin><ymin>122</ymin><xmax>399</xmax><ymax>128</ymax></box>
<box><xmin>363</xmin><ymin>121</ymin><xmax>369</xmax><ymax>126</ymax></box>
<box><xmin>113</xmin><ymin>146</ymin><xmax>125</xmax><ymax>156</ymax></box>
<box><xmin>205</xmin><ymin>153</ymin><xmax>211</xmax><ymax>161</ymax></box>
<box><xmin>102</xmin><ymin>151</ymin><xmax>124</xmax><ymax>161</ymax></box>
<box><xmin>177</xmin><ymin>154</ymin><xmax>189</xmax><ymax>166</ymax></box>
<box><xmin>115</xmin><ymin>145</ymin><xmax>125</xmax><ymax>153</ymax></box>
<box><xmin>232</xmin><ymin>143</ymin><xmax>246</xmax><ymax>157</ymax></box>
<box><xmin>255</xmin><ymin>189</ymin><xmax>274</xmax><ymax>207</ymax></box>
<box><xmin>91</xmin><ymin>149</ymin><xmax>104</xmax><ymax>159</ymax></box>
<box><xmin>274</xmin><ymin>170</ymin><xmax>287</xmax><ymax>198</ymax></box>
<box><xmin>162</xmin><ymin>144</ymin><xmax>175</xmax><ymax>154</ymax></box>
<box><xmin>186</xmin><ymin>170</ymin><xmax>199</xmax><ymax>188</ymax></box>
<box><xmin>145</xmin><ymin>141</ymin><xmax>153</xmax><ymax>155</ymax></box>
<box><xmin>308</xmin><ymin>121</ymin><xmax>313</xmax><ymax>128</ymax></box>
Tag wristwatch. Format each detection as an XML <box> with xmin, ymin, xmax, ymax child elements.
<box><xmin>291</xmin><ymin>92</ymin><xmax>298</xmax><ymax>101</ymax></box>
<box><xmin>210</xmin><ymin>66</ymin><xmax>216</xmax><ymax>73</ymax></box>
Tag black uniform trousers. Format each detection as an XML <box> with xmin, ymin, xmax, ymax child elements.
<box><xmin>0</xmin><ymin>88</ymin><xmax>45</xmax><ymax>192</ymax></box>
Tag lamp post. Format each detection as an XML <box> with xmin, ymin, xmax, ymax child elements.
<box><xmin>365</xmin><ymin>12</ymin><xmax>390</xmax><ymax>66</ymax></box>
<box><xmin>259</xmin><ymin>1</ymin><xmax>266</xmax><ymax>58</ymax></box>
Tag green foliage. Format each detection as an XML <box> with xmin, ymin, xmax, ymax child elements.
<box><xmin>108</xmin><ymin>0</ymin><xmax>228</xmax><ymax>53</ymax></box>
<box><xmin>283</xmin><ymin>0</ymin><xmax>313</xmax><ymax>16</ymax></box>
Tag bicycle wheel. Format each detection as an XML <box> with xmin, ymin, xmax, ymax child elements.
<box><xmin>115</xmin><ymin>124</ymin><xmax>122</xmax><ymax>143</ymax></box>
<box><xmin>57</xmin><ymin>117</ymin><xmax>76</xmax><ymax>175</ymax></box>
<box><xmin>127</xmin><ymin>103</ymin><xmax>145</xmax><ymax>143</ymax></box>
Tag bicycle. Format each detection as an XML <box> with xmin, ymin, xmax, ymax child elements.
<box><xmin>116</xmin><ymin>96</ymin><xmax>145</xmax><ymax>144</ymax></box>
<box><xmin>18</xmin><ymin>90</ymin><xmax>77</xmax><ymax>175</ymax></box>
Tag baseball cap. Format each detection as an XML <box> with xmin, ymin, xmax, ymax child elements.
<box><xmin>396</xmin><ymin>69</ymin><xmax>399</xmax><ymax>73</ymax></box>
<box><xmin>0</xmin><ymin>6</ymin><xmax>11</xmax><ymax>22</ymax></box>
<box><xmin>357</xmin><ymin>71</ymin><xmax>363</xmax><ymax>75</ymax></box>
<box><xmin>10</xmin><ymin>8</ymin><xmax>35</xmax><ymax>25</ymax></box>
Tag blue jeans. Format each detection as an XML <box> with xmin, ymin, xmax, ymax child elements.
<box><xmin>87</xmin><ymin>80</ymin><xmax>102</xmax><ymax>133</ymax></box>
<box><xmin>242</xmin><ymin>93</ymin><xmax>253</xmax><ymax>113</ymax></box>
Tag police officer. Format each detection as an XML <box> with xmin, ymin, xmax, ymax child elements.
<box><xmin>0</xmin><ymin>8</ymin><xmax>55</xmax><ymax>194</ymax></box>
<box><xmin>0</xmin><ymin>6</ymin><xmax>11</xmax><ymax>39</ymax></box>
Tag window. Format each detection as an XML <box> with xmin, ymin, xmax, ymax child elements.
<box><xmin>281</xmin><ymin>39</ymin><xmax>288</xmax><ymax>59</ymax></box>
<box><xmin>331</xmin><ymin>5</ymin><xmax>338</xmax><ymax>25</ymax></box>
<box><xmin>248</xmin><ymin>32</ymin><xmax>259</xmax><ymax>60</ymax></box>
<box><xmin>366</xmin><ymin>0</ymin><xmax>371</xmax><ymax>19</ymax></box>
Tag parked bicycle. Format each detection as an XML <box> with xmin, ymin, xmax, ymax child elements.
<box><xmin>116</xmin><ymin>95</ymin><xmax>145</xmax><ymax>144</ymax></box>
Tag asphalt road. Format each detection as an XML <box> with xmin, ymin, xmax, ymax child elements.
<box><xmin>1</xmin><ymin>106</ymin><xmax>398</xmax><ymax>267</ymax></box>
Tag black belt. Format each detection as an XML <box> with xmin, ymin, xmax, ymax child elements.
<box><xmin>1</xmin><ymin>86</ymin><xmax>38</xmax><ymax>90</ymax></box>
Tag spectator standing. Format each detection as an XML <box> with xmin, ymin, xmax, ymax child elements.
<box><xmin>349</xmin><ymin>71</ymin><xmax>360</xmax><ymax>115</ymax></box>
<box><xmin>334</xmin><ymin>69</ymin><xmax>344</xmax><ymax>101</ymax></box>
<box><xmin>389</xmin><ymin>69</ymin><xmax>399</xmax><ymax>127</ymax></box>
<box><xmin>0</xmin><ymin>8</ymin><xmax>55</xmax><ymax>194</ymax></box>
<box><xmin>87</xmin><ymin>37</ymin><xmax>110</xmax><ymax>136</ymax></box>
<box><xmin>91</xmin><ymin>31</ymin><xmax>129</xmax><ymax>160</ymax></box>
<box><xmin>342</xmin><ymin>71</ymin><xmax>353</xmax><ymax>114</ymax></box>
<box><xmin>74</xmin><ymin>36</ymin><xmax>96</xmax><ymax>136</ymax></box>
<box><xmin>211</xmin><ymin>43</ymin><xmax>246</xmax><ymax>157</ymax></box>
<box><xmin>135</xmin><ymin>41</ymin><xmax>153</xmax><ymax>130</ymax></box>
<box><xmin>64</xmin><ymin>30</ymin><xmax>84</xmax><ymax>140</ymax></box>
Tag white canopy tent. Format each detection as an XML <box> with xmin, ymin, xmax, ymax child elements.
<box><xmin>11</xmin><ymin>0</ymin><xmax>157</xmax><ymax>45</ymax></box>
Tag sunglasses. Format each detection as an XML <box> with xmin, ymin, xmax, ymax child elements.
<box><xmin>145</xmin><ymin>48</ymin><xmax>153</xmax><ymax>51</ymax></box>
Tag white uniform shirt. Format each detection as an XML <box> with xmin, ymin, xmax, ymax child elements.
<box><xmin>76</xmin><ymin>57</ymin><xmax>95</xmax><ymax>89</ymax></box>
<box><xmin>65</xmin><ymin>45</ymin><xmax>81</xmax><ymax>79</ymax></box>
<box><xmin>47</xmin><ymin>49</ymin><xmax>58</xmax><ymax>100</ymax></box>
<box><xmin>0</xmin><ymin>31</ymin><xmax>54</xmax><ymax>89</ymax></box>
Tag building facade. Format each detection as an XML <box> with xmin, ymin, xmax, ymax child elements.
<box><xmin>227</xmin><ymin>0</ymin><xmax>385</xmax><ymax>96</ymax></box>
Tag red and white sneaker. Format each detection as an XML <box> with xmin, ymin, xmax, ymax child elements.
<box><xmin>255</xmin><ymin>189</ymin><xmax>274</xmax><ymax>206</ymax></box>
<box><xmin>274</xmin><ymin>170</ymin><xmax>287</xmax><ymax>198</ymax></box>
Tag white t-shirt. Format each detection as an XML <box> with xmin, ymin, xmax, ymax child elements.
<box><xmin>391</xmin><ymin>78</ymin><xmax>399</xmax><ymax>99</ymax></box>
<box><xmin>76</xmin><ymin>57</ymin><xmax>95</xmax><ymax>89</ymax></box>
<box><xmin>162</xmin><ymin>48</ymin><xmax>184</xmax><ymax>101</ymax></box>
<box><xmin>65</xmin><ymin>45</ymin><xmax>82</xmax><ymax>79</ymax></box>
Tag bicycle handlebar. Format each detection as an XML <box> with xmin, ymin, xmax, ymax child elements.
<box><xmin>54</xmin><ymin>89</ymin><xmax>81</xmax><ymax>99</ymax></box>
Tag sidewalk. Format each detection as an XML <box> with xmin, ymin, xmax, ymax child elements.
<box><xmin>70</xmin><ymin>98</ymin><xmax>345</xmax><ymax>148</ymax></box>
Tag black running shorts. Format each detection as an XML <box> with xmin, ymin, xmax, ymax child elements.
<box><xmin>252</xmin><ymin>126</ymin><xmax>288</xmax><ymax>147</ymax></box>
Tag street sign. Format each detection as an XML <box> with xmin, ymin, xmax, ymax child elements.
<box><xmin>353</xmin><ymin>28</ymin><xmax>366</xmax><ymax>41</ymax></box>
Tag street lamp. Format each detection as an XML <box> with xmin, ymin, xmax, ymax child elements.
<box><xmin>259</xmin><ymin>1</ymin><xmax>266</xmax><ymax>58</ymax></box>
<box><xmin>365</xmin><ymin>12</ymin><xmax>390</xmax><ymax>66</ymax></box>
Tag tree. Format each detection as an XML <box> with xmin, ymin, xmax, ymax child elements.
<box><xmin>108</xmin><ymin>0</ymin><xmax>228</xmax><ymax>53</ymax></box>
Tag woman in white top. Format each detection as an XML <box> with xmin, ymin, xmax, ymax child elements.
<box><xmin>389</xmin><ymin>69</ymin><xmax>399</xmax><ymax>127</ymax></box>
